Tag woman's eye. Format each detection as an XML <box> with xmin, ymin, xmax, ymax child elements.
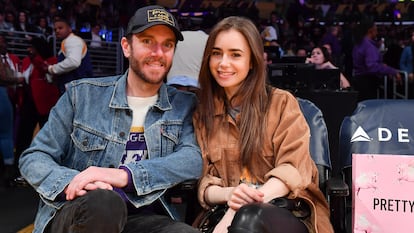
<box><xmin>211</xmin><ymin>51</ymin><xmax>221</xmax><ymax>56</ymax></box>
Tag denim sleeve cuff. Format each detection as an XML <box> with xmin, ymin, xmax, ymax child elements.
<box><xmin>119</xmin><ymin>165</ymin><xmax>135</xmax><ymax>193</ymax></box>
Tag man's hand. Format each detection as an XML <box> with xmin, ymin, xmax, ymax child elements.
<box><xmin>65</xmin><ymin>166</ymin><xmax>129</xmax><ymax>200</ymax></box>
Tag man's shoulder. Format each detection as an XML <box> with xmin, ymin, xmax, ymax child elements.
<box><xmin>166</xmin><ymin>86</ymin><xmax>197</xmax><ymax>104</ymax></box>
<box><xmin>68</xmin><ymin>75</ymin><xmax>122</xmax><ymax>88</ymax></box>
<box><xmin>65</xmin><ymin>33</ymin><xmax>87</xmax><ymax>44</ymax></box>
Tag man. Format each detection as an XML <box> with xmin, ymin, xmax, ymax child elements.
<box><xmin>46</xmin><ymin>16</ymin><xmax>93</xmax><ymax>94</ymax></box>
<box><xmin>19</xmin><ymin>5</ymin><xmax>202</xmax><ymax>233</ymax></box>
<box><xmin>352</xmin><ymin>18</ymin><xmax>400</xmax><ymax>101</ymax></box>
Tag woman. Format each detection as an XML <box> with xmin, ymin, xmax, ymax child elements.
<box><xmin>193</xmin><ymin>16</ymin><xmax>333</xmax><ymax>233</ymax></box>
<box><xmin>306</xmin><ymin>46</ymin><xmax>351</xmax><ymax>89</ymax></box>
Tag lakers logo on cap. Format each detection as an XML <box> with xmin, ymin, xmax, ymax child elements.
<box><xmin>147</xmin><ymin>9</ymin><xmax>175</xmax><ymax>26</ymax></box>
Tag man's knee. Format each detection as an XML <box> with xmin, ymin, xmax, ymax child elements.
<box><xmin>82</xmin><ymin>189</ymin><xmax>127</xmax><ymax>218</ymax></box>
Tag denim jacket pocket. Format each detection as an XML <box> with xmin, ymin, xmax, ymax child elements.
<box><xmin>159</xmin><ymin>122</ymin><xmax>181</xmax><ymax>155</ymax></box>
<box><xmin>71</xmin><ymin>127</ymin><xmax>108</xmax><ymax>152</ymax></box>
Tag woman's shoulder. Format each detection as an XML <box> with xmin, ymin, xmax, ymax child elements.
<box><xmin>268</xmin><ymin>87</ymin><xmax>299</xmax><ymax>109</ymax></box>
<box><xmin>270</xmin><ymin>87</ymin><xmax>296</xmax><ymax>100</ymax></box>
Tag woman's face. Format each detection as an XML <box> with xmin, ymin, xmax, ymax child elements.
<box><xmin>209</xmin><ymin>29</ymin><xmax>251</xmax><ymax>98</ymax></box>
<box><xmin>310</xmin><ymin>48</ymin><xmax>325</xmax><ymax>65</ymax></box>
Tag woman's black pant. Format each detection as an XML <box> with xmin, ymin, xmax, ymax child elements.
<box><xmin>228</xmin><ymin>202</ymin><xmax>309</xmax><ymax>233</ymax></box>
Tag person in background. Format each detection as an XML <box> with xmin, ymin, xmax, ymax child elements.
<box><xmin>352</xmin><ymin>18</ymin><xmax>400</xmax><ymax>101</ymax></box>
<box><xmin>89</xmin><ymin>23</ymin><xmax>103</xmax><ymax>48</ymax></box>
<box><xmin>19</xmin><ymin>5</ymin><xmax>201</xmax><ymax>233</ymax></box>
<box><xmin>296</xmin><ymin>47</ymin><xmax>308</xmax><ymax>57</ymax></box>
<box><xmin>193</xmin><ymin>16</ymin><xmax>333</xmax><ymax>233</ymax></box>
<box><xmin>320</xmin><ymin>25</ymin><xmax>342</xmax><ymax>66</ymax></box>
<box><xmin>14</xmin><ymin>10</ymin><xmax>36</xmax><ymax>40</ymax></box>
<box><xmin>0</xmin><ymin>34</ymin><xmax>24</xmax><ymax>187</ymax></box>
<box><xmin>399</xmin><ymin>30</ymin><xmax>414</xmax><ymax>81</ymax></box>
<box><xmin>0</xmin><ymin>11</ymin><xmax>13</xmax><ymax>31</ymax></box>
<box><xmin>46</xmin><ymin>16</ymin><xmax>93</xmax><ymax>94</ymax></box>
<box><xmin>35</xmin><ymin>15</ymin><xmax>53</xmax><ymax>40</ymax></box>
<box><xmin>260</xmin><ymin>19</ymin><xmax>278</xmax><ymax>46</ymax></box>
<box><xmin>166</xmin><ymin>30</ymin><xmax>208</xmax><ymax>93</ymax></box>
<box><xmin>13</xmin><ymin>37</ymin><xmax>60</xmax><ymax>183</ymax></box>
<box><xmin>306</xmin><ymin>46</ymin><xmax>351</xmax><ymax>89</ymax></box>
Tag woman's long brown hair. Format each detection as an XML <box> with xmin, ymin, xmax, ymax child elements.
<box><xmin>195</xmin><ymin>16</ymin><xmax>273</xmax><ymax>174</ymax></box>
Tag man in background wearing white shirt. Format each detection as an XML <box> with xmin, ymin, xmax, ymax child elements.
<box><xmin>46</xmin><ymin>16</ymin><xmax>93</xmax><ymax>94</ymax></box>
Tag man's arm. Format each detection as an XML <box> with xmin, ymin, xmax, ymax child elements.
<box><xmin>48</xmin><ymin>35</ymin><xmax>84</xmax><ymax>75</ymax></box>
<box><xmin>19</xmin><ymin>91</ymin><xmax>79</xmax><ymax>204</ymax></box>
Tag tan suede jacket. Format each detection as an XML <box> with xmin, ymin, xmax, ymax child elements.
<box><xmin>194</xmin><ymin>88</ymin><xmax>333</xmax><ymax>233</ymax></box>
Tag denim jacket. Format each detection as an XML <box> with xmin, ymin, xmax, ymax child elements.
<box><xmin>19</xmin><ymin>72</ymin><xmax>202</xmax><ymax>233</ymax></box>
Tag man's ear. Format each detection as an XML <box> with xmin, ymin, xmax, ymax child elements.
<box><xmin>120</xmin><ymin>37</ymin><xmax>130</xmax><ymax>58</ymax></box>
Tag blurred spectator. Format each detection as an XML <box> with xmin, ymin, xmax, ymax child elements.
<box><xmin>167</xmin><ymin>30</ymin><xmax>208</xmax><ymax>93</ymax></box>
<box><xmin>0</xmin><ymin>11</ymin><xmax>13</xmax><ymax>30</ymax></box>
<box><xmin>14</xmin><ymin>37</ymin><xmax>60</xmax><ymax>176</ymax></box>
<box><xmin>269</xmin><ymin>11</ymin><xmax>281</xmax><ymax>41</ymax></box>
<box><xmin>306</xmin><ymin>46</ymin><xmax>351</xmax><ymax>89</ymax></box>
<box><xmin>400</xmin><ymin>30</ymin><xmax>414</xmax><ymax>81</ymax></box>
<box><xmin>320</xmin><ymin>25</ymin><xmax>342</xmax><ymax>66</ymax></box>
<box><xmin>14</xmin><ymin>10</ymin><xmax>36</xmax><ymax>40</ymax></box>
<box><xmin>46</xmin><ymin>16</ymin><xmax>93</xmax><ymax>94</ymax></box>
<box><xmin>0</xmin><ymin>34</ymin><xmax>24</xmax><ymax>187</ymax></box>
<box><xmin>352</xmin><ymin>18</ymin><xmax>400</xmax><ymax>101</ymax></box>
<box><xmin>89</xmin><ymin>23</ymin><xmax>103</xmax><ymax>48</ymax></box>
<box><xmin>296</xmin><ymin>47</ymin><xmax>308</xmax><ymax>57</ymax></box>
<box><xmin>35</xmin><ymin>15</ymin><xmax>53</xmax><ymax>40</ymax></box>
<box><xmin>260</xmin><ymin>19</ymin><xmax>278</xmax><ymax>46</ymax></box>
<box><xmin>5</xmin><ymin>11</ymin><xmax>16</xmax><ymax>31</ymax></box>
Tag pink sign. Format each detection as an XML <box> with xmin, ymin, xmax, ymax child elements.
<box><xmin>353</xmin><ymin>154</ymin><xmax>414</xmax><ymax>233</ymax></box>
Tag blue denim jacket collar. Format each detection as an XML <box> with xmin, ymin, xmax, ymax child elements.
<box><xmin>110</xmin><ymin>71</ymin><xmax>172</xmax><ymax>112</ymax></box>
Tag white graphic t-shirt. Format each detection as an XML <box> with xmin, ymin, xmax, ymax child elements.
<box><xmin>120</xmin><ymin>95</ymin><xmax>158</xmax><ymax>166</ymax></box>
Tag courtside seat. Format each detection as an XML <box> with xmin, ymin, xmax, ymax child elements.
<box><xmin>338</xmin><ymin>99</ymin><xmax>414</xmax><ymax>233</ymax></box>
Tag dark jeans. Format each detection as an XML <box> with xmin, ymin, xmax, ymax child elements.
<box><xmin>228</xmin><ymin>203</ymin><xmax>309</xmax><ymax>233</ymax></box>
<box><xmin>47</xmin><ymin>189</ymin><xmax>199</xmax><ymax>233</ymax></box>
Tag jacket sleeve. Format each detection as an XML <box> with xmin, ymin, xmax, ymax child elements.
<box><xmin>19</xmin><ymin>90</ymin><xmax>79</xmax><ymax>208</ymax></box>
<box><xmin>264</xmin><ymin>92</ymin><xmax>315</xmax><ymax>198</ymax></box>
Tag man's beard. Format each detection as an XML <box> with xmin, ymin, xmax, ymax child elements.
<box><xmin>129</xmin><ymin>56</ymin><xmax>169</xmax><ymax>85</ymax></box>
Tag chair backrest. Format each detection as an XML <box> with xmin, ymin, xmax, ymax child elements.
<box><xmin>339</xmin><ymin>99</ymin><xmax>414</xmax><ymax>169</ymax></box>
<box><xmin>297</xmin><ymin>98</ymin><xmax>331</xmax><ymax>194</ymax></box>
<box><xmin>338</xmin><ymin>99</ymin><xmax>414</xmax><ymax>233</ymax></box>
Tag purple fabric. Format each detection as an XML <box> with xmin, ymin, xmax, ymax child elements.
<box><xmin>119</xmin><ymin>166</ymin><xmax>135</xmax><ymax>192</ymax></box>
<box><xmin>352</xmin><ymin>37</ymin><xmax>397</xmax><ymax>76</ymax></box>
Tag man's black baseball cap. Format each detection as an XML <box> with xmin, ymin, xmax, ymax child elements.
<box><xmin>126</xmin><ymin>5</ymin><xmax>184</xmax><ymax>41</ymax></box>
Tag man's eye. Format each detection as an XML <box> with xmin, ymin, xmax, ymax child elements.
<box><xmin>164</xmin><ymin>42</ymin><xmax>174</xmax><ymax>49</ymax></box>
<box><xmin>142</xmin><ymin>39</ymin><xmax>152</xmax><ymax>44</ymax></box>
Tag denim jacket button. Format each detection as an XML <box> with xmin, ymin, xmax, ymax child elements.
<box><xmin>82</xmin><ymin>139</ymin><xmax>88</xmax><ymax>146</ymax></box>
<box><xmin>126</xmin><ymin>109</ymin><xmax>132</xmax><ymax>116</ymax></box>
<box><xmin>119</xmin><ymin>132</ymin><xmax>125</xmax><ymax>137</ymax></box>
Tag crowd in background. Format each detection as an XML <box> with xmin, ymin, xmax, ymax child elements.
<box><xmin>1</xmin><ymin>0</ymin><xmax>414</xmax><ymax>71</ymax></box>
<box><xmin>2</xmin><ymin>1</ymin><xmax>414</xmax><ymax>180</ymax></box>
